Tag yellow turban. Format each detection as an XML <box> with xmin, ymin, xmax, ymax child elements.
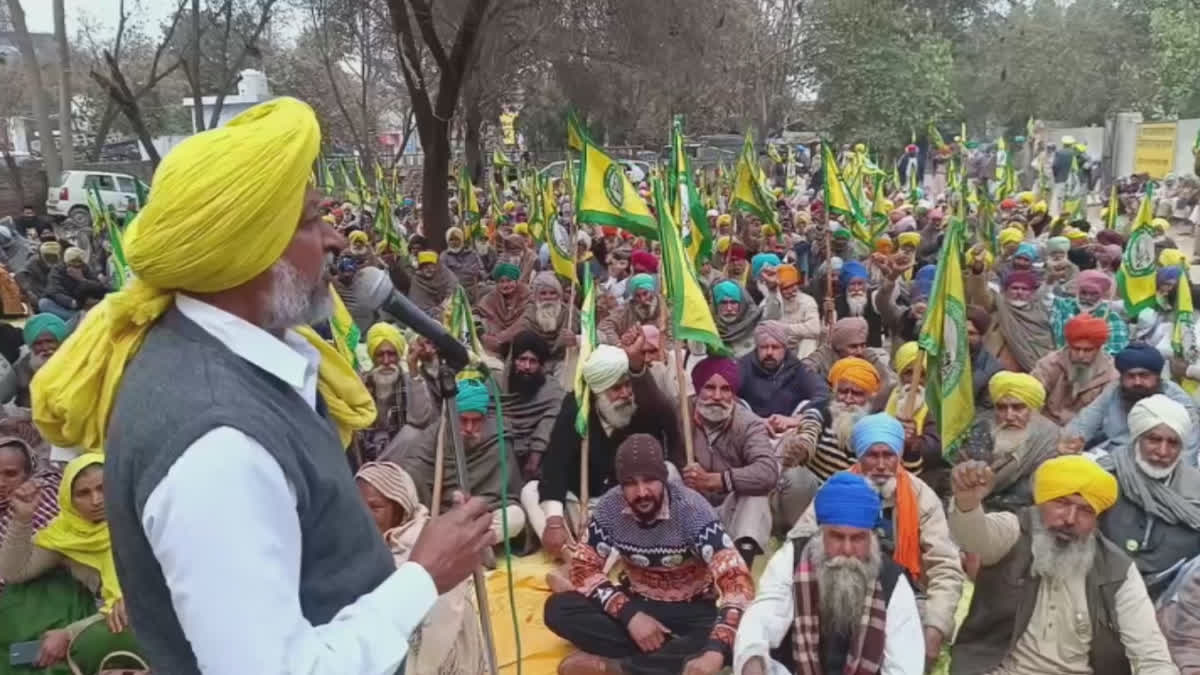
<box><xmin>828</xmin><ymin>357</ymin><xmax>881</xmax><ymax>395</ymax></box>
<box><xmin>366</xmin><ymin>322</ymin><xmax>406</xmax><ymax>361</ymax></box>
<box><xmin>417</xmin><ymin>251</ymin><xmax>438</xmax><ymax>265</ymax></box>
<box><xmin>513</xmin><ymin>222</ymin><xmax>530</xmax><ymax>236</ymax></box>
<box><xmin>1065</xmin><ymin>228</ymin><xmax>1087</xmax><ymax>241</ymax></box>
<box><xmin>882</xmin><ymin>199</ymin><xmax>895</xmax><ymax>213</ymax></box>
<box><xmin>31</xmin><ymin>98</ymin><xmax>375</xmax><ymax>451</ymax></box>
<box><xmin>1017</xmin><ymin>191</ymin><xmax>1036</xmax><ymax>205</ymax></box>
<box><xmin>1151</xmin><ymin>218</ymin><xmax>1170</xmax><ymax>234</ymax></box>
<box><xmin>761</xmin><ymin>224</ymin><xmax>779</xmax><ymax>237</ymax></box>
<box><xmin>998</xmin><ymin>227</ymin><xmax>1024</xmax><ymax>248</ymax></box>
<box><xmin>503</xmin><ymin>201</ymin><xmax>516</xmax><ymax>213</ymax></box>
<box><xmin>1160</xmin><ymin>248</ymin><xmax>1187</xmax><ymax>267</ymax></box>
<box><xmin>893</xmin><ymin>341</ymin><xmax>925</xmax><ymax>375</ymax></box>
<box><xmin>966</xmin><ymin>246</ymin><xmax>994</xmax><ymax>268</ymax></box>
<box><xmin>1007</xmin><ymin>220</ymin><xmax>1027</xmax><ymax>233</ymax></box>
<box><xmin>1031</xmin><ymin>201</ymin><xmax>1048</xmax><ymax>214</ymax></box>
<box><xmin>988</xmin><ymin>371</ymin><xmax>1046</xmax><ymax>410</ymax></box>
<box><xmin>348</xmin><ymin>230</ymin><xmax>368</xmax><ymax>247</ymax></box>
<box><xmin>897</xmin><ymin>232</ymin><xmax>921</xmax><ymax>249</ymax></box>
<box><xmin>1033</xmin><ymin>455</ymin><xmax>1119</xmax><ymax>515</ymax></box>
<box><xmin>716</xmin><ymin>235</ymin><xmax>732</xmax><ymax>253</ymax></box>
<box><xmin>717</xmin><ymin>214</ymin><xmax>732</xmax><ymax>227</ymax></box>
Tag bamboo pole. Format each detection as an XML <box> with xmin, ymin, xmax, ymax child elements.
<box><xmin>430</xmin><ymin>401</ymin><xmax>448</xmax><ymax>518</ymax></box>
<box><xmin>676</xmin><ymin>343</ymin><xmax>695</xmax><ymax>465</ymax></box>
<box><xmin>825</xmin><ymin>226</ymin><xmax>835</xmax><ymax>340</ymax></box>
<box><xmin>577</xmin><ymin>436</ymin><xmax>590</xmax><ymax>540</ymax></box>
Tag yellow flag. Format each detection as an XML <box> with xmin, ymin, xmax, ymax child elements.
<box><xmin>1117</xmin><ymin>184</ymin><xmax>1159</xmax><ymax>316</ymax></box>
<box><xmin>820</xmin><ymin>143</ymin><xmax>863</xmax><ymax>224</ymax></box>
<box><xmin>576</xmin><ymin>139</ymin><xmax>656</xmax><ymax>239</ymax></box>
<box><xmin>653</xmin><ymin>178</ymin><xmax>727</xmax><ymax>355</ymax></box>
<box><xmin>566</xmin><ymin>111</ymin><xmax>588</xmax><ymax>152</ymax></box>
<box><xmin>732</xmin><ymin>131</ymin><xmax>777</xmax><ymax>226</ymax></box>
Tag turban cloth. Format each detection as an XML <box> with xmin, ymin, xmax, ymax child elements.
<box><xmin>416</xmin><ymin>251</ymin><xmax>438</xmax><ymax>265</ymax></box>
<box><xmin>511</xmin><ymin>330</ymin><xmax>551</xmax><ymax>364</ymax></box>
<box><xmin>355</xmin><ymin>461</ymin><xmax>426</xmax><ymax>526</ymax></box>
<box><xmin>513</xmin><ymin>223</ymin><xmax>530</xmax><ymax>236</ymax></box>
<box><xmin>63</xmin><ymin>247</ymin><xmax>86</xmax><ymax>265</ymax></box>
<box><xmin>503</xmin><ymin>201</ymin><xmax>516</xmax><ymax>213</ymax></box>
<box><xmin>582</xmin><ymin>344</ymin><xmax>629</xmax><ymax>393</ymax></box>
<box><xmin>1018</xmin><ymin>191</ymin><xmax>1036</xmax><ymax>205</ymax></box>
<box><xmin>988</xmin><ymin>371</ymin><xmax>1046</xmax><ymax>409</ymax></box>
<box><xmin>716</xmin><ymin>236</ymin><xmax>732</xmax><ymax>253</ymax></box>
<box><xmin>717</xmin><ymin>214</ymin><xmax>732</xmax><ymax>227</ymax></box>
<box><xmin>893</xmin><ymin>341</ymin><xmax>924</xmax><ymax>375</ymax></box>
<box><xmin>1076</xmin><ymin>270</ymin><xmax>1112</xmax><ymax>295</ymax></box>
<box><xmin>24</xmin><ymin>313</ymin><xmax>68</xmax><ymax>346</ymax></box>
<box><xmin>1099</xmin><ymin>244</ymin><xmax>1123</xmax><ymax>263</ymax></box>
<box><xmin>1032</xmin><ymin>201</ymin><xmax>1047</xmax><ymax>214</ymax></box>
<box><xmin>455</xmin><ymin>379</ymin><xmax>491</xmax><ymax>414</ymax></box>
<box><xmin>777</xmin><ymin>264</ymin><xmax>799</xmax><ymax>287</ymax></box>
<box><xmin>966</xmin><ymin>246</ymin><xmax>994</xmax><ymax>268</ymax></box>
<box><xmin>713</xmin><ymin>280</ymin><xmax>742</xmax><ymax>304</ymax></box>
<box><xmin>850</xmin><ymin>413</ymin><xmax>904</xmax><ymax>458</ymax></box>
<box><xmin>828</xmin><ymin>357</ymin><xmax>881</xmax><ymax>394</ymax></box>
<box><xmin>831</xmin><ymin>317</ymin><xmax>869</xmax><ymax>350</ymax></box>
<box><xmin>1116</xmin><ymin>342</ymin><xmax>1165</xmax><ymax>374</ymax></box>
<box><xmin>1128</xmin><ymin>393</ymin><xmax>1190</xmax><ymax>442</ymax></box>
<box><xmin>1033</xmin><ymin>455</ymin><xmax>1119</xmax><ymax>515</ymax></box>
<box><xmin>1158</xmin><ymin>266</ymin><xmax>1182</xmax><ymax>286</ymax></box>
<box><xmin>577</xmin><ymin>231</ymin><xmax>592</xmax><ymax>248</ymax></box>
<box><xmin>366</xmin><ymin>322</ymin><xmax>407</xmax><ymax>361</ymax></box>
<box><xmin>754</xmin><ymin>321</ymin><xmax>789</xmax><ymax>347</ymax></box>
<box><xmin>492</xmin><ymin>262</ymin><xmax>521</xmax><ymax>280</ymax></box>
<box><xmin>1003</xmin><ymin>269</ymin><xmax>1039</xmax><ymax>290</ymax></box>
<box><xmin>532</xmin><ymin>271</ymin><xmax>562</xmax><ymax>295</ymax></box>
<box><xmin>998</xmin><ymin>227</ymin><xmax>1024</xmax><ymax>248</ymax></box>
<box><xmin>966</xmin><ymin>304</ymin><xmax>991</xmax><ymax>335</ymax></box>
<box><xmin>912</xmin><ymin>265</ymin><xmax>937</xmax><ymax>302</ymax></box>
<box><xmin>348</xmin><ymin>230</ymin><xmax>368</xmax><ymax>246</ymax></box>
<box><xmin>751</xmin><ymin>253</ymin><xmax>781</xmax><ymax>279</ymax></box>
<box><xmin>615</xmin><ymin>433</ymin><xmax>668</xmax><ymax>484</ymax></box>
<box><xmin>628</xmin><ymin>273</ymin><xmax>655</xmax><ymax>294</ymax></box>
<box><xmin>31</xmin><ymin>97</ymin><xmax>374</xmax><ymax>451</ymax></box>
<box><xmin>1065</xmin><ymin>228</ymin><xmax>1088</xmax><ymax>241</ymax></box>
<box><xmin>690</xmin><ymin>356</ymin><xmax>741</xmax><ymax>395</ymax></box>
<box><xmin>1160</xmin><ymin>249</ymin><xmax>1187</xmax><ymax>268</ymax></box>
<box><xmin>896</xmin><ymin>231</ymin><xmax>921</xmax><ymax>249</ymax></box>
<box><xmin>814</xmin><ymin>472</ymin><xmax>881</xmax><ymax>529</ymax></box>
<box><xmin>1064</xmin><ymin>315</ymin><xmax>1109</xmax><ymax>347</ymax></box>
<box><xmin>761</xmin><ymin>224</ymin><xmax>779</xmax><ymax>238</ymax></box>
<box><xmin>875</xmin><ymin>236</ymin><xmax>894</xmax><ymax>254</ymax></box>
<box><xmin>1151</xmin><ymin>218</ymin><xmax>1170</xmax><ymax>234</ymax></box>
<box><xmin>839</xmin><ymin>260</ymin><xmax>868</xmax><ymax>288</ymax></box>
<box><xmin>1000</xmin><ymin>198</ymin><xmax>1018</xmax><ymax>210</ymax></box>
<box><xmin>640</xmin><ymin>325</ymin><xmax>661</xmax><ymax>349</ymax></box>
<box><xmin>1096</xmin><ymin>230</ymin><xmax>1125</xmax><ymax>248</ymax></box>
<box><xmin>896</xmin><ymin>217</ymin><xmax>918</xmax><ymax>233</ymax></box>
<box><xmin>832</xmin><ymin>228</ymin><xmax>852</xmax><ymax>241</ymax></box>
<box><xmin>40</xmin><ymin>241</ymin><xmax>60</xmax><ymax>257</ymax></box>
<box><xmin>1046</xmin><ymin>236</ymin><xmax>1071</xmax><ymax>253</ymax></box>
<box><xmin>446</xmin><ymin>227</ymin><xmax>464</xmax><ymax>244</ymax></box>
<box><xmin>631</xmin><ymin>250</ymin><xmax>659</xmax><ymax>274</ymax></box>
<box><xmin>728</xmin><ymin>243</ymin><xmax>748</xmax><ymax>262</ymax></box>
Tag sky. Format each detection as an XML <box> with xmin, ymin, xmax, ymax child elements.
<box><xmin>23</xmin><ymin>0</ymin><xmax>179</xmax><ymax>35</ymax></box>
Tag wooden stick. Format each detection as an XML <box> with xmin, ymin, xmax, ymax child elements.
<box><xmin>430</xmin><ymin>401</ymin><xmax>448</xmax><ymax>518</ymax></box>
<box><xmin>676</xmin><ymin>342</ymin><xmax>695</xmax><ymax>465</ymax></box>
<box><xmin>578</xmin><ymin>435</ymin><xmax>590</xmax><ymax>540</ymax></box>
<box><xmin>825</xmin><ymin>226</ymin><xmax>835</xmax><ymax>340</ymax></box>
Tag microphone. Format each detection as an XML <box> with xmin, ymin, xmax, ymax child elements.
<box><xmin>379</xmin><ymin>290</ymin><xmax>471</xmax><ymax>371</ymax></box>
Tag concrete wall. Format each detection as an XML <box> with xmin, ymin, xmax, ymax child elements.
<box><xmin>1174</xmin><ymin>119</ymin><xmax>1200</xmax><ymax>176</ymax></box>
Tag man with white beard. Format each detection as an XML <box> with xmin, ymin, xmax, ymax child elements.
<box><xmin>734</xmin><ymin>472</ymin><xmax>925</xmax><ymax>675</ymax></box>
<box><xmin>787</xmin><ymin>414</ymin><xmax>963</xmax><ymax>672</ymax></box>
<box><xmin>13</xmin><ymin>313</ymin><xmax>66</xmax><ymax>408</ymax></box>
<box><xmin>948</xmin><ymin>455</ymin><xmax>1179</xmax><ymax>675</ymax></box>
<box><xmin>1031</xmin><ymin>314</ymin><xmax>1118</xmax><ymax>426</ymax></box>
<box><xmin>683</xmin><ymin>356</ymin><xmax>778</xmax><ymax>566</ymax></box>
<box><xmin>831</xmin><ymin>260</ymin><xmax>886</xmax><ymax>348</ymax></box>
<box><xmin>516</xmin><ymin>271</ymin><xmax>578</xmax><ymax>373</ymax></box>
<box><xmin>354</xmin><ymin>322</ymin><xmax>435</xmax><ymax>463</ymax></box>
<box><xmin>1097</xmin><ymin>394</ymin><xmax>1200</xmax><ymax>599</ymax></box>
<box><xmin>1049</xmin><ymin>269</ymin><xmax>1129</xmax><ymax>355</ymax></box>
<box><xmin>761</xmin><ymin>264</ymin><xmax>821</xmax><ymax>358</ymax></box>
<box><xmin>966</xmin><ymin>259</ymin><xmax>1054</xmax><ymax>373</ymax></box>
<box><xmin>599</xmin><ymin>273</ymin><xmax>668</xmax><ymax>345</ymax></box>
<box><xmin>523</xmin><ymin>345</ymin><xmax>682</xmax><ymax>561</ymax></box>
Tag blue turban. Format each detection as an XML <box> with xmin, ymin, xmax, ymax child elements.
<box><xmin>1014</xmin><ymin>242</ymin><xmax>1039</xmax><ymax>261</ymax></box>
<box><xmin>23</xmin><ymin>313</ymin><xmax>68</xmax><ymax>346</ymax></box>
<box><xmin>840</xmin><ymin>260</ymin><xmax>868</xmax><ymax>288</ymax></box>
<box><xmin>1158</xmin><ymin>266</ymin><xmax>1182</xmax><ymax>286</ymax></box>
<box><xmin>751</xmin><ymin>253</ymin><xmax>781</xmax><ymax>279</ymax></box>
<box><xmin>713</xmin><ymin>280</ymin><xmax>742</xmax><ymax>304</ymax></box>
<box><xmin>814</xmin><ymin>472</ymin><xmax>881</xmax><ymax>530</ymax></box>
<box><xmin>628</xmin><ymin>273</ymin><xmax>656</xmax><ymax>294</ymax></box>
<box><xmin>455</xmin><ymin>379</ymin><xmax>490</xmax><ymax>414</ymax></box>
<box><xmin>912</xmin><ymin>265</ymin><xmax>937</xmax><ymax>302</ymax></box>
<box><xmin>1114</xmin><ymin>342</ymin><xmax>1165</xmax><ymax>374</ymax></box>
<box><xmin>850</xmin><ymin>413</ymin><xmax>905</xmax><ymax>458</ymax></box>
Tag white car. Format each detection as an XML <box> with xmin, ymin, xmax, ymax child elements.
<box><xmin>46</xmin><ymin>170</ymin><xmax>147</xmax><ymax>227</ymax></box>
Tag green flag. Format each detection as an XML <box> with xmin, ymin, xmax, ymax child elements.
<box><xmin>573</xmin><ymin>265</ymin><xmax>597</xmax><ymax>435</ymax></box>
<box><xmin>653</xmin><ymin>177</ymin><xmax>727</xmax><ymax>355</ymax></box>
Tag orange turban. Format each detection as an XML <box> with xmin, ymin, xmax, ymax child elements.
<box><xmin>777</xmin><ymin>264</ymin><xmax>799</xmax><ymax>288</ymax></box>
<box><xmin>1064</xmin><ymin>314</ymin><xmax>1109</xmax><ymax>348</ymax></box>
<box><xmin>828</xmin><ymin>357</ymin><xmax>881</xmax><ymax>395</ymax></box>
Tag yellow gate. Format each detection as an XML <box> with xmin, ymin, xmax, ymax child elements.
<box><xmin>1134</xmin><ymin>122</ymin><xmax>1177</xmax><ymax>179</ymax></box>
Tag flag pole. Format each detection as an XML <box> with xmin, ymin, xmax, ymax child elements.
<box><xmin>825</xmin><ymin>226</ymin><xmax>835</xmax><ymax>340</ymax></box>
<box><xmin>430</xmin><ymin>401</ymin><xmax>448</xmax><ymax>517</ymax></box>
<box><xmin>574</xmin><ymin>228</ymin><xmax>590</xmax><ymax>541</ymax></box>
<box><xmin>675</xmin><ymin>342</ymin><xmax>695</xmax><ymax>465</ymax></box>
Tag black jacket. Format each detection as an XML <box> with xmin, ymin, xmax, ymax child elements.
<box><xmin>45</xmin><ymin>264</ymin><xmax>106</xmax><ymax>309</ymax></box>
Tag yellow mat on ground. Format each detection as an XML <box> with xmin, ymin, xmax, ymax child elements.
<box><xmin>487</xmin><ymin>554</ymin><xmax>573</xmax><ymax>675</ymax></box>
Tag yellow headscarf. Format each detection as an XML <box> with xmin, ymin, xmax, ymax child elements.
<box><xmin>998</xmin><ymin>227</ymin><xmax>1024</xmax><ymax>248</ymax></box>
<box><xmin>966</xmin><ymin>246</ymin><xmax>994</xmax><ymax>268</ymax></box>
<box><xmin>367</xmin><ymin>322</ymin><xmax>407</xmax><ymax>362</ymax></box>
<box><xmin>31</xmin><ymin>98</ymin><xmax>374</xmax><ymax>451</ymax></box>
<box><xmin>1033</xmin><ymin>455</ymin><xmax>1119</xmax><ymax>514</ymax></box>
<box><xmin>897</xmin><ymin>232</ymin><xmax>921</xmax><ymax>249</ymax></box>
<box><xmin>988</xmin><ymin>371</ymin><xmax>1045</xmax><ymax>410</ymax></box>
<box><xmin>886</xmin><ymin>342</ymin><xmax>928</xmax><ymax>432</ymax></box>
<box><xmin>1065</xmin><ymin>227</ymin><xmax>1088</xmax><ymax>241</ymax></box>
<box><xmin>716</xmin><ymin>235</ymin><xmax>732</xmax><ymax>253</ymax></box>
<box><xmin>1017</xmin><ymin>191</ymin><xmax>1036</xmax><ymax>205</ymax></box>
<box><xmin>34</xmin><ymin>454</ymin><xmax>122</xmax><ymax>613</ymax></box>
<box><xmin>1160</xmin><ymin>248</ymin><xmax>1187</xmax><ymax>268</ymax></box>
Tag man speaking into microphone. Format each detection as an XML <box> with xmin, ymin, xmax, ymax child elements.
<box><xmin>30</xmin><ymin>98</ymin><xmax>493</xmax><ymax>674</ymax></box>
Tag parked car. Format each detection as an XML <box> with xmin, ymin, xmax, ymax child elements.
<box><xmin>539</xmin><ymin>159</ymin><xmax>651</xmax><ymax>185</ymax></box>
<box><xmin>46</xmin><ymin>170</ymin><xmax>148</xmax><ymax>227</ymax></box>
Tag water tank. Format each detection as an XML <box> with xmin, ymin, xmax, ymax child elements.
<box><xmin>238</xmin><ymin>69</ymin><xmax>271</xmax><ymax>100</ymax></box>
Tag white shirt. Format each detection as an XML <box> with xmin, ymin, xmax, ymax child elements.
<box><xmin>732</xmin><ymin>540</ymin><xmax>924</xmax><ymax>675</ymax></box>
<box><xmin>139</xmin><ymin>295</ymin><xmax>437</xmax><ymax>675</ymax></box>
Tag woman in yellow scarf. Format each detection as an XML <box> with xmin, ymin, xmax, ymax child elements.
<box><xmin>0</xmin><ymin>454</ymin><xmax>144</xmax><ymax>672</ymax></box>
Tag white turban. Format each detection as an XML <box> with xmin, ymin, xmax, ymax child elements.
<box><xmin>1128</xmin><ymin>394</ymin><xmax>1191</xmax><ymax>442</ymax></box>
<box><xmin>582</xmin><ymin>345</ymin><xmax>628</xmax><ymax>393</ymax></box>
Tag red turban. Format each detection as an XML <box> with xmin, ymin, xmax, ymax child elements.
<box><xmin>631</xmin><ymin>250</ymin><xmax>660</xmax><ymax>274</ymax></box>
<box><xmin>690</xmin><ymin>356</ymin><xmax>741</xmax><ymax>395</ymax></box>
<box><xmin>1003</xmin><ymin>270</ymin><xmax>1039</xmax><ymax>290</ymax></box>
<box><xmin>1000</xmin><ymin>198</ymin><xmax>1018</xmax><ymax>210</ymax></box>
<box><xmin>1064</xmin><ymin>315</ymin><xmax>1109</xmax><ymax>347</ymax></box>
<box><xmin>728</xmin><ymin>244</ymin><xmax>748</xmax><ymax>262</ymax></box>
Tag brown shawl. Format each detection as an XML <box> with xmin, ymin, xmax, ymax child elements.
<box><xmin>408</xmin><ymin>262</ymin><xmax>458</xmax><ymax>316</ymax></box>
<box><xmin>990</xmin><ymin>292</ymin><xmax>1054</xmax><ymax>372</ymax></box>
<box><xmin>478</xmin><ymin>284</ymin><xmax>533</xmax><ymax>347</ymax></box>
<box><xmin>517</xmin><ymin>302</ymin><xmax>579</xmax><ymax>359</ymax></box>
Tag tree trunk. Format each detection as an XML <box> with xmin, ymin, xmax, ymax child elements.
<box><xmin>464</xmin><ymin>88</ymin><xmax>483</xmax><ymax>184</ymax></box>
<box><xmin>419</xmin><ymin>119</ymin><xmax>451</xmax><ymax>252</ymax></box>
<box><xmin>88</xmin><ymin>101</ymin><xmax>117</xmax><ymax>161</ymax></box>
<box><xmin>6</xmin><ymin>0</ymin><xmax>60</xmax><ymax>179</ymax></box>
<box><xmin>189</xmin><ymin>0</ymin><xmax>205</xmax><ymax>133</ymax></box>
<box><xmin>52</xmin><ymin>0</ymin><xmax>72</xmax><ymax>170</ymax></box>
<box><xmin>91</xmin><ymin>59</ymin><xmax>161</xmax><ymax>167</ymax></box>
<box><xmin>0</xmin><ymin>123</ymin><xmax>25</xmax><ymax>208</ymax></box>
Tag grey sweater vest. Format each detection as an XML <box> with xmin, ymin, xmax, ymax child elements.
<box><xmin>104</xmin><ymin>308</ymin><xmax>396</xmax><ymax>674</ymax></box>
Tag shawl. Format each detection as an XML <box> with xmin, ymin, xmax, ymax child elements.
<box><xmin>408</xmin><ymin>262</ymin><xmax>458</xmax><ymax>316</ymax></box>
<box><xmin>850</xmin><ymin>465</ymin><xmax>921</xmax><ymax>579</ymax></box>
<box><xmin>0</xmin><ymin>437</ymin><xmax>58</xmax><ymax>551</ymax></box>
<box><xmin>355</xmin><ymin>461</ymin><xmax>430</xmax><ymax>557</ymax></box>
<box><xmin>387</xmin><ymin>414</ymin><xmax>522</xmax><ymax>512</ymax></box>
<box><xmin>516</xmin><ymin>301</ymin><xmax>579</xmax><ymax>357</ymax></box>
<box><xmin>993</xmin><ymin>293</ymin><xmax>1055</xmax><ymax>371</ymax></box>
<box><xmin>478</xmin><ymin>284</ymin><xmax>533</xmax><ymax>338</ymax></box>
<box><xmin>441</xmin><ymin>249</ymin><xmax>486</xmax><ymax>298</ymax></box>
<box><xmin>790</xmin><ymin>539</ymin><xmax>888</xmax><ymax>675</ymax></box>
<box><xmin>715</xmin><ymin>288</ymin><xmax>763</xmax><ymax>351</ymax></box>
<box><xmin>498</xmin><ymin>373</ymin><xmax>565</xmax><ymax>459</ymax></box>
<box><xmin>1104</xmin><ymin>447</ymin><xmax>1200</xmax><ymax>530</ymax></box>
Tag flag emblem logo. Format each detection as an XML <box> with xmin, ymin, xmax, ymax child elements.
<box><xmin>940</xmin><ymin>297</ymin><xmax>966</xmax><ymax>386</ymax></box>
<box><xmin>603</xmin><ymin>165</ymin><xmax>625</xmax><ymax>208</ymax></box>
<box><xmin>552</xmin><ymin>221</ymin><xmax>573</xmax><ymax>257</ymax></box>
<box><xmin>1126</xmin><ymin>228</ymin><xmax>1156</xmax><ymax>275</ymax></box>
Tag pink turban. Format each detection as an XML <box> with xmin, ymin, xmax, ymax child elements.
<box><xmin>640</xmin><ymin>324</ymin><xmax>661</xmax><ymax>349</ymax></box>
<box><xmin>1076</xmin><ymin>270</ymin><xmax>1112</xmax><ymax>296</ymax></box>
<box><xmin>1003</xmin><ymin>269</ymin><xmax>1039</xmax><ymax>290</ymax></box>
<box><xmin>754</xmin><ymin>321</ymin><xmax>789</xmax><ymax>347</ymax></box>
<box><xmin>831</xmin><ymin>317</ymin><xmax>869</xmax><ymax>349</ymax></box>
<box><xmin>690</xmin><ymin>356</ymin><xmax>741</xmax><ymax>395</ymax></box>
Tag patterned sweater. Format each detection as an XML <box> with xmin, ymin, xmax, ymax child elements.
<box><xmin>569</xmin><ymin>480</ymin><xmax>754</xmax><ymax>658</ymax></box>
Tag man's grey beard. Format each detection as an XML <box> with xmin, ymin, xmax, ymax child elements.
<box><xmin>810</xmin><ymin>533</ymin><xmax>882</xmax><ymax>638</ymax></box>
<box><xmin>595</xmin><ymin>394</ymin><xmax>637</xmax><ymax>430</ymax></box>
<box><xmin>371</xmin><ymin>366</ymin><xmax>401</xmax><ymax>400</ymax></box>
<box><xmin>846</xmin><ymin>294</ymin><xmax>868</xmax><ymax>316</ymax></box>
<box><xmin>780</xmin><ymin>293</ymin><xmax>803</xmax><ymax>317</ymax></box>
<box><xmin>867</xmin><ymin>474</ymin><xmax>897</xmax><ymax>502</ymax></box>
<box><xmin>992</xmin><ymin>425</ymin><xmax>1029</xmax><ymax>457</ymax></box>
<box><xmin>1030</xmin><ymin>511</ymin><xmax>1097</xmax><ymax>581</ymax></box>
<box><xmin>263</xmin><ymin>257</ymin><xmax>332</xmax><ymax>333</ymax></box>
<box><xmin>1135</xmin><ymin>450</ymin><xmax>1179</xmax><ymax>480</ymax></box>
<box><xmin>697</xmin><ymin>400</ymin><xmax>733</xmax><ymax>425</ymax></box>
<box><xmin>830</xmin><ymin>401</ymin><xmax>868</xmax><ymax>448</ymax></box>
<box><xmin>633</xmin><ymin>297</ymin><xmax>658</xmax><ymax>321</ymax></box>
<box><xmin>28</xmin><ymin>351</ymin><xmax>48</xmax><ymax>373</ymax></box>
<box><xmin>1007</xmin><ymin>298</ymin><xmax>1030</xmax><ymax>309</ymax></box>
<box><xmin>1077</xmin><ymin>299</ymin><xmax>1099</xmax><ymax>313</ymax></box>
<box><xmin>535</xmin><ymin>301</ymin><xmax>561</xmax><ymax>332</ymax></box>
